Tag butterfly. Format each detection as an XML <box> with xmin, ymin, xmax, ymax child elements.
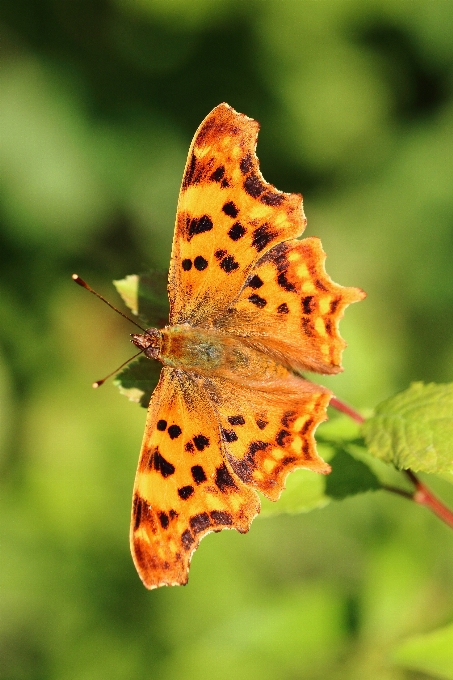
<box><xmin>129</xmin><ymin>103</ymin><xmax>365</xmax><ymax>589</ymax></box>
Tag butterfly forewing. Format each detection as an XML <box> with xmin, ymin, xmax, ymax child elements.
<box><xmin>168</xmin><ymin>103</ymin><xmax>306</xmax><ymax>327</ymax></box>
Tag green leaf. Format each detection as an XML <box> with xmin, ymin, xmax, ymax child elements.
<box><xmin>325</xmin><ymin>448</ymin><xmax>382</xmax><ymax>500</ymax></box>
<box><xmin>392</xmin><ymin>622</ymin><xmax>453</xmax><ymax>680</ymax></box>
<box><xmin>362</xmin><ymin>382</ymin><xmax>453</xmax><ymax>474</ymax></box>
<box><xmin>113</xmin><ymin>271</ymin><xmax>169</xmax><ymax>328</ymax></box>
<box><xmin>114</xmin><ymin>356</ymin><xmax>161</xmax><ymax>408</ymax></box>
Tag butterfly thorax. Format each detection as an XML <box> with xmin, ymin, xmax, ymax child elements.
<box><xmin>132</xmin><ymin>324</ymin><xmax>289</xmax><ymax>384</ymax></box>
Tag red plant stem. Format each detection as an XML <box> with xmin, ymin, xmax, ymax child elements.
<box><xmin>329</xmin><ymin>396</ymin><xmax>365</xmax><ymax>424</ymax></box>
<box><xmin>330</xmin><ymin>395</ymin><xmax>453</xmax><ymax>531</ymax></box>
<box><xmin>404</xmin><ymin>470</ymin><xmax>453</xmax><ymax>529</ymax></box>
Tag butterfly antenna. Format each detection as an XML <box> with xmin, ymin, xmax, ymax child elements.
<box><xmin>72</xmin><ymin>274</ymin><xmax>146</xmax><ymax>332</ymax></box>
<box><xmin>92</xmin><ymin>350</ymin><xmax>144</xmax><ymax>388</ymax></box>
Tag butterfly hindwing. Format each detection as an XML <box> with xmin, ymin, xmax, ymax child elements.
<box><xmin>200</xmin><ymin>373</ymin><xmax>331</xmax><ymax>502</ymax></box>
<box><xmin>168</xmin><ymin>103</ymin><xmax>306</xmax><ymax>326</ymax></box>
<box><xmin>214</xmin><ymin>237</ymin><xmax>365</xmax><ymax>375</ymax></box>
<box><xmin>131</xmin><ymin>367</ymin><xmax>260</xmax><ymax>589</ymax></box>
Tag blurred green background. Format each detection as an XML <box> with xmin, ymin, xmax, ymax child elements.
<box><xmin>1</xmin><ymin>1</ymin><xmax>453</xmax><ymax>678</ymax></box>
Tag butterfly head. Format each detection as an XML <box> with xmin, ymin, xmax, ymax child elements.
<box><xmin>131</xmin><ymin>328</ymin><xmax>162</xmax><ymax>360</ymax></box>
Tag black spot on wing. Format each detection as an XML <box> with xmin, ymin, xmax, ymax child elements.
<box><xmin>210</xmin><ymin>166</ymin><xmax>225</xmax><ymax>182</ymax></box>
<box><xmin>252</xmin><ymin>224</ymin><xmax>277</xmax><ymax>252</ymax></box>
<box><xmin>222</xmin><ymin>201</ymin><xmax>239</xmax><ymax>218</ymax></box>
<box><xmin>244</xmin><ymin>174</ymin><xmax>266</xmax><ymax>198</ymax></box>
<box><xmin>228</xmin><ymin>415</ymin><xmax>245</xmax><ymax>426</ymax></box>
<box><xmin>277</xmin><ymin>271</ymin><xmax>297</xmax><ymax>292</ymax></box>
<box><xmin>282</xmin><ymin>455</ymin><xmax>297</xmax><ymax>466</ymax></box>
<box><xmin>300</xmin><ymin>418</ymin><xmax>313</xmax><ymax>435</ymax></box>
<box><xmin>193</xmin><ymin>434</ymin><xmax>210</xmax><ymax>451</ymax></box>
<box><xmin>185</xmin><ymin>441</ymin><xmax>194</xmax><ymax>453</ymax></box>
<box><xmin>281</xmin><ymin>410</ymin><xmax>297</xmax><ymax>427</ymax></box>
<box><xmin>325</xmin><ymin>319</ymin><xmax>333</xmax><ymax>335</ymax></box>
<box><xmin>248</xmin><ymin>440</ymin><xmax>269</xmax><ymax>456</ymax></box>
<box><xmin>248</xmin><ymin>275</ymin><xmax>263</xmax><ymax>289</ymax></box>
<box><xmin>187</xmin><ymin>215</ymin><xmax>213</xmax><ymax>241</ymax></box>
<box><xmin>315</xmin><ymin>279</ymin><xmax>328</xmax><ymax>292</ymax></box>
<box><xmin>210</xmin><ymin>510</ymin><xmax>233</xmax><ymax>526</ymax></box>
<box><xmin>248</xmin><ymin>294</ymin><xmax>267</xmax><ymax>308</ymax></box>
<box><xmin>158</xmin><ymin>511</ymin><xmax>169</xmax><ymax>529</ymax></box>
<box><xmin>215</xmin><ymin>464</ymin><xmax>237</xmax><ymax>492</ymax></box>
<box><xmin>133</xmin><ymin>502</ymin><xmax>142</xmax><ymax>531</ymax></box>
<box><xmin>221</xmin><ymin>429</ymin><xmax>238</xmax><ymax>443</ymax></box>
<box><xmin>302</xmin><ymin>441</ymin><xmax>312</xmax><ymax>459</ymax></box>
<box><xmin>194</xmin><ymin>256</ymin><xmax>208</xmax><ymax>271</ymax></box>
<box><xmin>151</xmin><ymin>450</ymin><xmax>175</xmax><ymax>477</ymax></box>
<box><xmin>276</xmin><ymin>429</ymin><xmax>292</xmax><ymax>447</ymax></box>
<box><xmin>181</xmin><ymin>529</ymin><xmax>194</xmax><ymax>550</ymax></box>
<box><xmin>168</xmin><ymin>424</ymin><xmax>182</xmax><ymax>439</ymax></box>
<box><xmin>182</xmin><ymin>259</ymin><xmax>192</xmax><ymax>271</ymax></box>
<box><xmin>178</xmin><ymin>485</ymin><xmax>194</xmax><ymax>500</ymax></box>
<box><xmin>330</xmin><ymin>298</ymin><xmax>340</xmax><ymax>314</ymax></box>
<box><xmin>256</xmin><ymin>418</ymin><xmax>268</xmax><ymax>430</ymax></box>
<box><xmin>191</xmin><ymin>465</ymin><xmax>207</xmax><ymax>484</ymax></box>
<box><xmin>220</xmin><ymin>255</ymin><xmax>239</xmax><ymax>273</ymax></box>
<box><xmin>240</xmin><ymin>153</ymin><xmax>253</xmax><ymax>174</ymax></box>
<box><xmin>133</xmin><ymin>495</ymin><xmax>156</xmax><ymax>532</ymax></box>
<box><xmin>302</xmin><ymin>318</ymin><xmax>314</xmax><ymax>337</ymax></box>
<box><xmin>260</xmin><ymin>191</ymin><xmax>284</xmax><ymax>206</ymax></box>
<box><xmin>277</xmin><ymin>303</ymin><xmax>289</xmax><ymax>314</ymax></box>
<box><xmin>214</xmin><ymin>249</ymin><xmax>226</xmax><ymax>260</ymax></box>
<box><xmin>228</xmin><ymin>222</ymin><xmax>246</xmax><ymax>241</ymax></box>
<box><xmin>302</xmin><ymin>296</ymin><xmax>314</xmax><ymax>314</ymax></box>
<box><xmin>229</xmin><ymin>441</ymin><xmax>269</xmax><ymax>484</ymax></box>
<box><xmin>190</xmin><ymin>513</ymin><xmax>211</xmax><ymax>534</ymax></box>
<box><xmin>157</xmin><ymin>419</ymin><xmax>167</xmax><ymax>431</ymax></box>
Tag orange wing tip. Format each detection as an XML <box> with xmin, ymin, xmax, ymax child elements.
<box><xmin>183</xmin><ymin>102</ymin><xmax>306</xmax><ymax>233</ymax></box>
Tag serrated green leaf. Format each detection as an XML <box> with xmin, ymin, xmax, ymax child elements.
<box><xmin>114</xmin><ymin>356</ymin><xmax>161</xmax><ymax>408</ymax></box>
<box><xmin>113</xmin><ymin>270</ymin><xmax>169</xmax><ymax>328</ymax></box>
<box><xmin>362</xmin><ymin>382</ymin><xmax>453</xmax><ymax>474</ymax></box>
<box><xmin>392</xmin><ymin>622</ymin><xmax>453</xmax><ymax>680</ymax></box>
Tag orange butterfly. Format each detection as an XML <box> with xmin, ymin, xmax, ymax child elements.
<box><xmin>130</xmin><ymin>103</ymin><xmax>364</xmax><ymax>589</ymax></box>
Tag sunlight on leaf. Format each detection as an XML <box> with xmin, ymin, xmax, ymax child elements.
<box><xmin>362</xmin><ymin>382</ymin><xmax>453</xmax><ymax>474</ymax></box>
<box><xmin>114</xmin><ymin>356</ymin><xmax>161</xmax><ymax>408</ymax></box>
<box><xmin>114</xmin><ymin>270</ymin><xmax>169</xmax><ymax>328</ymax></box>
